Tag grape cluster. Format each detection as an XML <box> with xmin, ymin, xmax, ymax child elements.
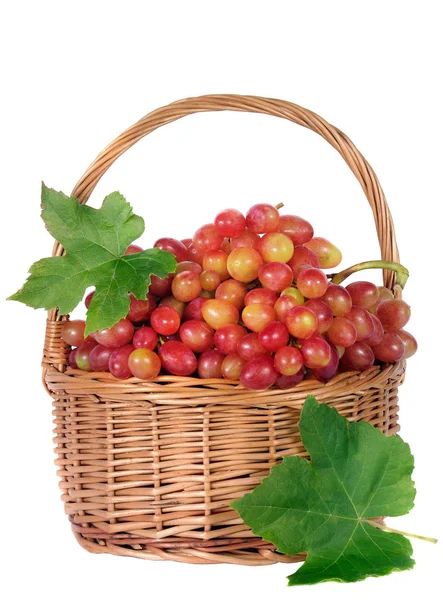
<box><xmin>62</xmin><ymin>203</ymin><xmax>417</xmax><ymax>390</ymax></box>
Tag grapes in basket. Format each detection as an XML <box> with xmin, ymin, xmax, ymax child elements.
<box><xmin>61</xmin><ymin>202</ymin><xmax>417</xmax><ymax>390</ymax></box>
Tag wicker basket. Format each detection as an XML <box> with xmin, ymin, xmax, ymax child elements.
<box><xmin>43</xmin><ymin>95</ymin><xmax>405</xmax><ymax>566</ymax></box>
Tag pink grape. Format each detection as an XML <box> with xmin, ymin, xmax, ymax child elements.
<box><xmin>320</xmin><ymin>284</ymin><xmax>352</xmax><ymax>317</ymax></box>
<box><xmin>304</xmin><ymin>299</ymin><xmax>333</xmax><ymax>334</ymax></box>
<box><xmin>197</xmin><ymin>349</ymin><xmax>224</xmax><ymax>378</ymax></box>
<box><xmin>326</xmin><ymin>316</ymin><xmax>357</xmax><ymax>347</ymax></box>
<box><xmin>94</xmin><ymin>318</ymin><xmax>134</xmax><ymax>348</ymax></box>
<box><xmin>133</xmin><ymin>326</ymin><xmax>158</xmax><ymax>350</ymax></box>
<box><xmin>214</xmin><ymin>323</ymin><xmax>247</xmax><ymax>354</ymax></box>
<box><xmin>127</xmin><ymin>293</ymin><xmax>156</xmax><ymax>323</ymax></box>
<box><xmin>214</xmin><ymin>208</ymin><xmax>246</xmax><ymax>237</ymax></box>
<box><xmin>193</xmin><ymin>223</ymin><xmax>224</xmax><ymax>252</ymax></box>
<box><xmin>397</xmin><ymin>330</ymin><xmax>418</xmax><ymax>359</ymax></box>
<box><xmin>159</xmin><ymin>341</ymin><xmax>197</xmax><ymax>376</ymax></box>
<box><xmin>278</xmin><ymin>214</ymin><xmax>314</xmax><ymax>245</ymax></box>
<box><xmin>346</xmin><ymin>281</ymin><xmax>380</xmax><ymax>310</ymax></box>
<box><xmin>187</xmin><ymin>242</ymin><xmax>205</xmax><ymax>265</ymax></box>
<box><xmin>296</xmin><ymin>267</ymin><xmax>328</xmax><ymax>299</ymax></box>
<box><xmin>150</xmin><ymin>306</ymin><xmax>181</xmax><ymax>335</ymax></box>
<box><xmin>179</xmin><ymin>320</ymin><xmax>214</xmax><ymax>353</ymax></box>
<box><xmin>109</xmin><ymin>344</ymin><xmax>134</xmax><ymax>379</ymax></box>
<box><xmin>89</xmin><ymin>344</ymin><xmax>113</xmax><ymax>371</ymax></box>
<box><xmin>154</xmin><ymin>237</ymin><xmax>189</xmax><ymax>262</ymax></box>
<box><xmin>128</xmin><ymin>348</ymin><xmax>161</xmax><ymax>380</ymax></box>
<box><xmin>275</xmin><ymin>370</ymin><xmax>305</xmax><ymax>389</ymax></box>
<box><xmin>341</xmin><ymin>342</ymin><xmax>375</xmax><ymax>371</ymax></box>
<box><xmin>286</xmin><ymin>306</ymin><xmax>318</xmax><ymax>339</ymax></box>
<box><xmin>258</xmin><ymin>321</ymin><xmax>290</xmax><ymax>352</ymax></box>
<box><xmin>149</xmin><ymin>273</ymin><xmax>173</xmax><ymax>297</ymax></box>
<box><xmin>274</xmin><ymin>346</ymin><xmax>303</xmax><ymax>375</ymax></box>
<box><xmin>300</xmin><ymin>336</ymin><xmax>332</xmax><ymax>368</ymax></box>
<box><xmin>230</xmin><ymin>228</ymin><xmax>260</xmax><ymax>250</ymax></box>
<box><xmin>240</xmin><ymin>356</ymin><xmax>278</xmax><ymax>390</ymax></box>
<box><xmin>376</xmin><ymin>299</ymin><xmax>411</xmax><ymax>331</ymax></box>
<box><xmin>236</xmin><ymin>333</ymin><xmax>269</xmax><ymax>361</ymax></box>
<box><xmin>183</xmin><ymin>297</ymin><xmax>208</xmax><ymax>321</ymax></box>
<box><xmin>221</xmin><ymin>354</ymin><xmax>245</xmax><ymax>380</ymax></box>
<box><xmin>372</xmin><ymin>332</ymin><xmax>405</xmax><ymax>362</ymax></box>
<box><xmin>365</xmin><ymin>314</ymin><xmax>385</xmax><ymax>347</ymax></box>
<box><xmin>346</xmin><ymin>306</ymin><xmax>374</xmax><ymax>341</ymax></box>
<box><xmin>246</xmin><ymin>203</ymin><xmax>279</xmax><ymax>234</ymax></box>
<box><xmin>258</xmin><ymin>262</ymin><xmax>294</xmax><ymax>292</ymax></box>
<box><xmin>61</xmin><ymin>320</ymin><xmax>86</xmax><ymax>346</ymax></box>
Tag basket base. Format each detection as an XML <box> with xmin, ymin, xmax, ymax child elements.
<box><xmin>72</xmin><ymin>529</ymin><xmax>305</xmax><ymax>566</ymax></box>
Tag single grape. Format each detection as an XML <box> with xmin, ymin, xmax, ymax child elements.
<box><xmin>320</xmin><ymin>284</ymin><xmax>352</xmax><ymax>316</ymax></box>
<box><xmin>246</xmin><ymin>203</ymin><xmax>279</xmax><ymax>234</ymax></box>
<box><xmin>158</xmin><ymin>341</ymin><xmax>197</xmax><ymax>376</ymax></box>
<box><xmin>193</xmin><ymin>223</ymin><xmax>224</xmax><ymax>252</ymax></box>
<box><xmin>94</xmin><ymin>318</ymin><xmax>134</xmax><ymax>348</ymax></box>
<box><xmin>197</xmin><ymin>349</ymin><xmax>224</xmax><ymax>378</ymax></box>
<box><xmin>287</xmin><ymin>245</ymin><xmax>320</xmax><ymax>276</ymax></box>
<box><xmin>376</xmin><ymin>299</ymin><xmax>411</xmax><ymax>331</ymax></box>
<box><xmin>304</xmin><ymin>299</ymin><xmax>334</xmax><ymax>334</ymax></box>
<box><xmin>311</xmin><ymin>344</ymin><xmax>339</xmax><ymax>382</ymax></box>
<box><xmin>220</xmin><ymin>238</ymin><xmax>231</xmax><ymax>254</ymax></box>
<box><xmin>240</xmin><ymin>356</ymin><xmax>278</xmax><ymax>390</ymax></box>
<box><xmin>258</xmin><ymin>321</ymin><xmax>290</xmax><ymax>352</ymax></box>
<box><xmin>258</xmin><ymin>232</ymin><xmax>294</xmax><ymax>263</ymax></box>
<box><xmin>275</xmin><ymin>370</ymin><xmax>305</xmax><ymax>389</ymax></box>
<box><xmin>109</xmin><ymin>344</ymin><xmax>134</xmax><ymax>379</ymax></box>
<box><xmin>133</xmin><ymin>326</ymin><xmax>158</xmax><ymax>350</ymax></box>
<box><xmin>84</xmin><ymin>290</ymin><xmax>95</xmax><ymax>308</ymax></box>
<box><xmin>124</xmin><ymin>244</ymin><xmax>143</xmax><ymax>255</ymax></box>
<box><xmin>258</xmin><ymin>262</ymin><xmax>294</xmax><ymax>292</ymax></box>
<box><xmin>346</xmin><ymin>306</ymin><xmax>374</xmax><ymax>341</ymax></box>
<box><xmin>215</xmin><ymin>279</ymin><xmax>247</xmax><ymax>310</ymax></box>
<box><xmin>304</xmin><ymin>237</ymin><xmax>342</xmax><ymax>268</ymax></box>
<box><xmin>200</xmin><ymin>269</ymin><xmax>221</xmax><ymax>291</ymax></box>
<box><xmin>159</xmin><ymin>295</ymin><xmax>186</xmax><ymax>319</ymax></box>
<box><xmin>171</xmin><ymin>270</ymin><xmax>202</xmax><ymax>302</ymax></box>
<box><xmin>180</xmin><ymin>238</ymin><xmax>193</xmax><ymax>249</ymax></box>
<box><xmin>149</xmin><ymin>273</ymin><xmax>174</xmax><ymax>297</ymax></box>
<box><xmin>242</xmin><ymin>303</ymin><xmax>276</xmax><ymax>332</ymax></box>
<box><xmin>179</xmin><ymin>320</ymin><xmax>214</xmax><ymax>353</ymax></box>
<box><xmin>278</xmin><ymin>214</ymin><xmax>314</xmax><ymax>245</ymax></box>
<box><xmin>365</xmin><ymin>314</ymin><xmax>385</xmax><ymax>347</ymax></box>
<box><xmin>150</xmin><ymin>306</ymin><xmax>181</xmax><ymax>335</ymax></box>
<box><xmin>214</xmin><ymin>208</ymin><xmax>246</xmax><ymax>237</ymax></box>
<box><xmin>274</xmin><ymin>294</ymin><xmax>303</xmax><ymax>322</ymax></box>
<box><xmin>274</xmin><ymin>345</ymin><xmax>303</xmax><ymax>375</ymax></box>
<box><xmin>286</xmin><ymin>306</ymin><xmax>318</xmax><ymax>339</ymax></box>
<box><xmin>244</xmin><ymin>288</ymin><xmax>278</xmax><ymax>307</ymax></box>
<box><xmin>372</xmin><ymin>332</ymin><xmax>406</xmax><ymax>362</ymax></box>
<box><xmin>202</xmin><ymin>250</ymin><xmax>229</xmax><ymax>280</ymax></box>
<box><xmin>280</xmin><ymin>287</ymin><xmax>304</xmax><ymax>305</ymax></box>
<box><xmin>227</xmin><ymin>247</ymin><xmax>263</xmax><ymax>283</ymax></box>
<box><xmin>300</xmin><ymin>336</ymin><xmax>332</xmax><ymax>368</ymax></box>
<box><xmin>341</xmin><ymin>342</ymin><xmax>375</xmax><ymax>371</ymax></box>
<box><xmin>201</xmin><ymin>298</ymin><xmax>240</xmax><ymax>329</ymax></box>
<box><xmin>61</xmin><ymin>320</ymin><xmax>86</xmax><ymax>346</ymax></box>
<box><xmin>89</xmin><ymin>344</ymin><xmax>113</xmax><ymax>371</ymax></box>
<box><xmin>230</xmin><ymin>228</ymin><xmax>260</xmax><ymax>250</ymax></box>
<box><xmin>326</xmin><ymin>316</ymin><xmax>357</xmax><ymax>347</ymax></box>
<box><xmin>127</xmin><ymin>293</ymin><xmax>156</xmax><ymax>323</ymax></box>
<box><xmin>370</xmin><ymin>286</ymin><xmax>395</xmax><ymax>313</ymax></box>
<box><xmin>346</xmin><ymin>281</ymin><xmax>379</xmax><ymax>310</ymax></box>
<box><xmin>68</xmin><ymin>348</ymin><xmax>79</xmax><ymax>369</ymax></box>
<box><xmin>296</xmin><ymin>267</ymin><xmax>329</xmax><ymax>299</ymax></box>
<box><xmin>175</xmin><ymin>260</ymin><xmax>203</xmax><ymax>275</ymax></box>
<box><xmin>214</xmin><ymin>323</ymin><xmax>247</xmax><ymax>354</ymax></box>
<box><xmin>128</xmin><ymin>348</ymin><xmax>161</xmax><ymax>380</ymax></box>
<box><xmin>187</xmin><ymin>242</ymin><xmax>205</xmax><ymax>265</ymax></box>
<box><xmin>183</xmin><ymin>297</ymin><xmax>208</xmax><ymax>321</ymax></box>
<box><xmin>397</xmin><ymin>330</ymin><xmax>417</xmax><ymax>359</ymax></box>
<box><xmin>236</xmin><ymin>333</ymin><xmax>269</xmax><ymax>361</ymax></box>
<box><xmin>154</xmin><ymin>237</ymin><xmax>189</xmax><ymax>262</ymax></box>
<box><xmin>221</xmin><ymin>354</ymin><xmax>245</xmax><ymax>380</ymax></box>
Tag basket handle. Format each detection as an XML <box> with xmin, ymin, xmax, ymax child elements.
<box><xmin>53</xmin><ymin>94</ymin><xmax>400</xmax><ymax>286</ymax></box>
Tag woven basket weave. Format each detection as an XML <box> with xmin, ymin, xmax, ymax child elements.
<box><xmin>43</xmin><ymin>95</ymin><xmax>405</xmax><ymax>566</ymax></box>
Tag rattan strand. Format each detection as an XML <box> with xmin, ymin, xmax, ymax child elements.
<box><xmin>43</xmin><ymin>95</ymin><xmax>405</xmax><ymax>565</ymax></box>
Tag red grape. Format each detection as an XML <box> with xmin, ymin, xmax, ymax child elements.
<box><xmin>258</xmin><ymin>262</ymin><xmax>294</xmax><ymax>292</ymax></box>
<box><xmin>201</xmin><ymin>299</ymin><xmax>240</xmax><ymax>329</ymax></box>
<box><xmin>214</xmin><ymin>208</ymin><xmax>246</xmax><ymax>237</ymax></box>
<box><xmin>304</xmin><ymin>237</ymin><xmax>342</xmax><ymax>268</ymax></box>
<box><xmin>286</xmin><ymin>306</ymin><xmax>318</xmax><ymax>339</ymax></box>
<box><xmin>304</xmin><ymin>299</ymin><xmax>333</xmax><ymax>334</ymax></box>
<box><xmin>202</xmin><ymin>250</ymin><xmax>229</xmax><ymax>280</ymax></box>
<box><xmin>68</xmin><ymin>348</ymin><xmax>78</xmax><ymax>368</ymax></box>
<box><xmin>94</xmin><ymin>318</ymin><xmax>134</xmax><ymax>348</ymax></box>
<box><xmin>149</xmin><ymin>273</ymin><xmax>173</xmax><ymax>297</ymax></box>
<box><xmin>258</xmin><ymin>321</ymin><xmax>290</xmax><ymax>352</ymax></box>
<box><xmin>246</xmin><ymin>203</ymin><xmax>279</xmax><ymax>234</ymax></box>
<box><xmin>274</xmin><ymin>346</ymin><xmax>303</xmax><ymax>375</ymax></box>
<box><xmin>300</xmin><ymin>336</ymin><xmax>332</xmax><ymax>368</ymax></box>
<box><xmin>193</xmin><ymin>223</ymin><xmax>224</xmax><ymax>252</ymax></box>
<box><xmin>227</xmin><ymin>247</ymin><xmax>263</xmax><ymax>283</ymax></box>
<box><xmin>376</xmin><ymin>299</ymin><xmax>411</xmax><ymax>331</ymax></box>
<box><xmin>365</xmin><ymin>314</ymin><xmax>385</xmax><ymax>346</ymax></box>
<box><xmin>75</xmin><ymin>338</ymin><xmax>98</xmax><ymax>371</ymax></box>
<box><xmin>175</xmin><ymin>260</ymin><xmax>203</xmax><ymax>275</ymax></box>
<box><xmin>179</xmin><ymin>320</ymin><xmax>214</xmax><ymax>353</ymax></box>
<box><xmin>171</xmin><ymin>270</ymin><xmax>202</xmax><ymax>302</ymax></box>
<box><xmin>159</xmin><ymin>295</ymin><xmax>186</xmax><ymax>319</ymax></box>
<box><xmin>240</xmin><ymin>356</ymin><xmax>278</xmax><ymax>390</ymax></box>
<box><xmin>372</xmin><ymin>332</ymin><xmax>405</xmax><ymax>362</ymax></box>
<box><xmin>221</xmin><ymin>354</ymin><xmax>245</xmax><ymax>380</ymax></box>
<box><xmin>128</xmin><ymin>348</ymin><xmax>161</xmax><ymax>380</ymax></box>
<box><xmin>287</xmin><ymin>245</ymin><xmax>320</xmax><ymax>275</ymax></box>
<box><xmin>275</xmin><ymin>370</ymin><xmax>305</xmax><ymax>389</ymax></box>
<box><xmin>244</xmin><ymin>288</ymin><xmax>278</xmax><ymax>307</ymax></box>
<box><xmin>397</xmin><ymin>330</ymin><xmax>418</xmax><ymax>359</ymax></box>
<box><xmin>230</xmin><ymin>228</ymin><xmax>260</xmax><ymax>250</ymax></box>
<box><xmin>150</xmin><ymin>306</ymin><xmax>181</xmax><ymax>335</ymax></box>
<box><xmin>61</xmin><ymin>320</ymin><xmax>86</xmax><ymax>346</ymax></box>
<box><xmin>187</xmin><ymin>242</ymin><xmax>205</xmax><ymax>265</ymax></box>
<box><xmin>183</xmin><ymin>297</ymin><xmax>208</xmax><ymax>321</ymax></box>
<box><xmin>154</xmin><ymin>237</ymin><xmax>189</xmax><ymax>262</ymax></box>
<box><xmin>215</xmin><ymin>279</ymin><xmax>247</xmax><ymax>310</ymax></box>
<box><xmin>370</xmin><ymin>286</ymin><xmax>395</xmax><ymax>313</ymax></box>
<box><xmin>296</xmin><ymin>267</ymin><xmax>328</xmax><ymax>299</ymax></box>
<box><xmin>236</xmin><ymin>333</ymin><xmax>269</xmax><ymax>361</ymax></box>
<box><xmin>274</xmin><ymin>294</ymin><xmax>304</xmax><ymax>322</ymax></box>
<box><xmin>133</xmin><ymin>326</ymin><xmax>158</xmax><ymax>350</ymax></box>
<box><xmin>89</xmin><ymin>344</ymin><xmax>113</xmax><ymax>371</ymax></box>
<box><xmin>326</xmin><ymin>316</ymin><xmax>357</xmax><ymax>347</ymax></box>
<box><xmin>200</xmin><ymin>269</ymin><xmax>221</xmax><ymax>291</ymax></box>
<box><xmin>85</xmin><ymin>290</ymin><xmax>95</xmax><ymax>308</ymax></box>
<box><xmin>258</xmin><ymin>232</ymin><xmax>294</xmax><ymax>263</ymax></box>
<box><xmin>242</xmin><ymin>303</ymin><xmax>277</xmax><ymax>332</ymax></box>
<box><xmin>214</xmin><ymin>323</ymin><xmax>247</xmax><ymax>354</ymax></box>
<box><xmin>124</xmin><ymin>244</ymin><xmax>143</xmax><ymax>255</ymax></box>
<box><xmin>311</xmin><ymin>344</ymin><xmax>339</xmax><ymax>382</ymax></box>
<box><xmin>346</xmin><ymin>306</ymin><xmax>374</xmax><ymax>341</ymax></box>
<box><xmin>109</xmin><ymin>344</ymin><xmax>134</xmax><ymax>379</ymax></box>
<box><xmin>341</xmin><ymin>342</ymin><xmax>375</xmax><ymax>371</ymax></box>
<box><xmin>127</xmin><ymin>293</ymin><xmax>156</xmax><ymax>323</ymax></box>
<box><xmin>278</xmin><ymin>214</ymin><xmax>314</xmax><ymax>245</ymax></box>
<box><xmin>159</xmin><ymin>341</ymin><xmax>197</xmax><ymax>376</ymax></box>
<box><xmin>346</xmin><ymin>281</ymin><xmax>379</xmax><ymax>310</ymax></box>
<box><xmin>320</xmin><ymin>284</ymin><xmax>352</xmax><ymax>317</ymax></box>
<box><xmin>197</xmin><ymin>349</ymin><xmax>224</xmax><ymax>378</ymax></box>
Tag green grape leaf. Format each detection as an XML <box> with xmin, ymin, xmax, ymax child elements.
<box><xmin>231</xmin><ymin>396</ymin><xmax>416</xmax><ymax>586</ymax></box>
<box><xmin>9</xmin><ymin>184</ymin><xmax>176</xmax><ymax>334</ymax></box>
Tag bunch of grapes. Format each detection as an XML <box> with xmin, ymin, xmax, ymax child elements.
<box><xmin>62</xmin><ymin>203</ymin><xmax>417</xmax><ymax>390</ymax></box>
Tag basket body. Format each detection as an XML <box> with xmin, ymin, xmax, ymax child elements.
<box><xmin>42</xmin><ymin>94</ymin><xmax>406</xmax><ymax>565</ymax></box>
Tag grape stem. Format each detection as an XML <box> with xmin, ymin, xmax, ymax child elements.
<box><xmin>275</xmin><ymin>202</ymin><xmax>284</xmax><ymax>210</ymax></box>
<box><xmin>364</xmin><ymin>519</ymin><xmax>438</xmax><ymax>544</ymax></box>
<box><xmin>330</xmin><ymin>260</ymin><xmax>409</xmax><ymax>289</ymax></box>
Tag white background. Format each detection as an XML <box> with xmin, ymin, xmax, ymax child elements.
<box><xmin>1</xmin><ymin>1</ymin><xmax>442</xmax><ymax>599</ymax></box>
